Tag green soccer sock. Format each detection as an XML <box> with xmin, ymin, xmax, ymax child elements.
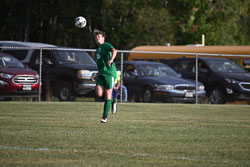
<box><xmin>103</xmin><ymin>99</ymin><xmax>113</xmax><ymax>119</ymax></box>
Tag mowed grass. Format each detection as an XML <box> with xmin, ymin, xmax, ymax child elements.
<box><xmin>0</xmin><ymin>102</ymin><xmax>249</xmax><ymax>167</ymax></box>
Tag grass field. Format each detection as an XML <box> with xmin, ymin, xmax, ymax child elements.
<box><xmin>0</xmin><ymin>102</ymin><xmax>249</xmax><ymax>167</ymax></box>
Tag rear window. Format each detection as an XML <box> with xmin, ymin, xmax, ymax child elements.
<box><xmin>2</xmin><ymin>49</ymin><xmax>28</xmax><ymax>61</ymax></box>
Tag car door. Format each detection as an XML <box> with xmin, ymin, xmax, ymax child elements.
<box><xmin>197</xmin><ymin>60</ymin><xmax>210</xmax><ymax>84</ymax></box>
<box><xmin>186</xmin><ymin>59</ymin><xmax>210</xmax><ymax>86</ymax></box>
<box><xmin>175</xmin><ymin>59</ymin><xmax>195</xmax><ymax>80</ymax></box>
<box><xmin>29</xmin><ymin>50</ymin><xmax>57</xmax><ymax>83</ymax></box>
<box><xmin>122</xmin><ymin>64</ymin><xmax>141</xmax><ymax>96</ymax></box>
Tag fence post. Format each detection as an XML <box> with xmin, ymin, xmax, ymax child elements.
<box><xmin>38</xmin><ymin>49</ymin><xmax>43</xmax><ymax>102</ymax></box>
<box><xmin>195</xmin><ymin>53</ymin><xmax>198</xmax><ymax>104</ymax></box>
<box><xmin>120</xmin><ymin>52</ymin><xmax>124</xmax><ymax>102</ymax></box>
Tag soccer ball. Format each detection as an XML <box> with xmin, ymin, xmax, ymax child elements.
<box><xmin>75</xmin><ymin>16</ymin><xmax>87</xmax><ymax>28</ymax></box>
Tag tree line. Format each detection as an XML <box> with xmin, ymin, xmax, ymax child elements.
<box><xmin>0</xmin><ymin>0</ymin><xmax>250</xmax><ymax>50</ymax></box>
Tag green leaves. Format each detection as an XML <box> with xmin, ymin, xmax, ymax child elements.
<box><xmin>0</xmin><ymin>0</ymin><xmax>249</xmax><ymax>49</ymax></box>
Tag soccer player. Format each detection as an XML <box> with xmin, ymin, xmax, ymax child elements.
<box><xmin>93</xmin><ymin>29</ymin><xmax>117</xmax><ymax>123</ymax></box>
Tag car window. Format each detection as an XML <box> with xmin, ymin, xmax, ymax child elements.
<box><xmin>139</xmin><ymin>64</ymin><xmax>179</xmax><ymax>77</ymax></box>
<box><xmin>176</xmin><ymin>60</ymin><xmax>193</xmax><ymax>73</ymax></box>
<box><xmin>191</xmin><ymin>61</ymin><xmax>208</xmax><ymax>73</ymax></box>
<box><xmin>31</xmin><ymin>50</ymin><xmax>53</xmax><ymax>65</ymax></box>
<box><xmin>124</xmin><ymin>64</ymin><xmax>137</xmax><ymax>77</ymax></box>
<box><xmin>2</xmin><ymin>49</ymin><xmax>28</xmax><ymax>61</ymax></box>
<box><xmin>53</xmin><ymin>50</ymin><xmax>96</xmax><ymax>65</ymax></box>
<box><xmin>0</xmin><ymin>55</ymin><xmax>24</xmax><ymax>68</ymax></box>
<box><xmin>205</xmin><ymin>59</ymin><xmax>245</xmax><ymax>73</ymax></box>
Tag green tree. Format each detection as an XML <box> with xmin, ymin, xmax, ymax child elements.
<box><xmin>1</xmin><ymin>0</ymin><xmax>250</xmax><ymax>49</ymax></box>
<box><xmin>99</xmin><ymin>0</ymin><xmax>175</xmax><ymax>49</ymax></box>
<box><xmin>167</xmin><ymin>0</ymin><xmax>250</xmax><ymax>45</ymax></box>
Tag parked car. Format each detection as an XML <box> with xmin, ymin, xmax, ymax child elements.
<box><xmin>0</xmin><ymin>53</ymin><xmax>39</xmax><ymax>100</ymax></box>
<box><xmin>164</xmin><ymin>57</ymin><xmax>250</xmax><ymax>104</ymax></box>
<box><xmin>116</xmin><ymin>61</ymin><xmax>205</xmax><ymax>103</ymax></box>
<box><xmin>0</xmin><ymin>41</ymin><xmax>98</xmax><ymax>101</ymax></box>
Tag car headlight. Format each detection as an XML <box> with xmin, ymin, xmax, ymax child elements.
<box><xmin>198</xmin><ymin>86</ymin><xmax>205</xmax><ymax>91</ymax></box>
<box><xmin>77</xmin><ymin>70</ymin><xmax>92</xmax><ymax>79</ymax></box>
<box><xmin>224</xmin><ymin>78</ymin><xmax>239</xmax><ymax>84</ymax></box>
<box><xmin>35</xmin><ymin>74</ymin><xmax>40</xmax><ymax>79</ymax></box>
<box><xmin>156</xmin><ymin>85</ymin><xmax>174</xmax><ymax>90</ymax></box>
<box><xmin>0</xmin><ymin>73</ymin><xmax>14</xmax><ymax>79</ymax></box>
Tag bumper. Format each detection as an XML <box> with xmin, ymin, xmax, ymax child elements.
<box><xmin>75</xmin><ymin>82</ymin><xmax>96</xmax><ymax>96</ymax></box>
<box><xmin>155</xmin><ymin>89</ymin><xmax>206</xmax><ymax>103</ymax></box>
<box><xmin>0</xmin><ymin>89</ymin><xmax>39</xmax><ymax>97</ymax></box>
<box><xmin>0</xmin><ymin>82</ymin><xmax>39</xmax><ymax>97</ymax></box>
<box><xmin>224</xmin><ymin>82</ymin><xmax>250</xmax><ymax>101</ymax></box>
<box><xmin>225</xmin><ymin>89</ymin><xmax>250</xmax><ymax>101</ymax></box>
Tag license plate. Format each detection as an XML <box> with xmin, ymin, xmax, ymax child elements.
<box><xmin>23</xmin><ymin>85</ymin><xmax>32</xmax><ymax>91</ymax></box>
<box><xmin>185</xmin><ymin>92</ymin><xmax>193</xmax><ymax>97</ymax></box>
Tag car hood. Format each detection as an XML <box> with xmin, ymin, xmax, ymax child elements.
<box><xmin>59</xmin><ymin>63</ymin><xmax>98</xmax><ymax>71</ymax></box>
<box><xmin>219</xmin><ymin>72</ymin><xmax>250</xmax><ymax>82</ymax></box>
<box><xmin>0</xmin><ymin>67</ymin><xmax>38</xmax><ymax>75</ymax></box>
<box><xmin>143</xmin><ymin>76</ymin><xmax>201</xmax><ymax>86</ymax></box>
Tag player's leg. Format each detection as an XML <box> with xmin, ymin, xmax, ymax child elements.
<box><xmin>121</xmin><ymin>85</ymin><xmax>128</xmax><ymax>102</ymax></box>
<box><xmin>112</xmin><ymin>85</ymin><xmax>118</xmax><ymax>114</ymax></box>
<box><xmin>101</xmin><ymin>76</ymin><xmax>114</xmax><ymax>123</ymax></box>
<box><xmin>96</xmin><ymin>76</ymin><xmax>105</xmax><ymax>101</ymax></box>
<box><xmin>96</xmin><ymin>85</ymin><xmax>104</xmax><ymax>97</ymax></box>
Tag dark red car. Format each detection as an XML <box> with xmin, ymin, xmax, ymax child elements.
<box><xmin>0</xmin><ymin>53</ymin><xmax>39</xmax><ymax>99</ymax></box>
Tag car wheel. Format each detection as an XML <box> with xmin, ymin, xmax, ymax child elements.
<box><xmin>57</xmin><ymin>82</ymin><xmax>75</xmax><ymax>101</ymax></box>
<box><xmin>142</xmin><ymin>87</ymin><xmax>154</xmax><ymax>103</ymax></box>
<box><xmin>210</xmin><ymin>88</ymin><xmax>225</xmax><ymax>104</ymax></box>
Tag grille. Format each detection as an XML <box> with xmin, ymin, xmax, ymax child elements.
<box><xmin>240</xmin><ymin>82</ymin><xmax>250</xmax><ymax>91</ymax></box>
<box><xmin>175</xmin><ymin>84</ymin><xmax>196</xmax><ymax>90</ymax></box>
<box><xmin>13</xmin><ymin>75</ymin><xmax>38</xmax><ymax>85</ymax></box>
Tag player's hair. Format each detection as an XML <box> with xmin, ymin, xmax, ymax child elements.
<box><xmin>93</xmin><ymin>29</ymin><xmax>106</xmax><ymax>38</ymax></box>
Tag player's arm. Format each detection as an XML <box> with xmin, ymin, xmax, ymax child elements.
<box><xmin>114</xmin><ymin>79</ymin><xmax>120</xmax><ymax>91</ymax></box>
<box><xmin>107</xmin><ymin>48</ymin><xmax>117</xmax><ymax>66</ymax></box>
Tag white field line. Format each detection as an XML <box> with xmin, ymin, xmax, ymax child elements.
<box><xmin>0</xmin><ymin>145</ymin><xmax>239</xmax><ymax>164</ymax></box>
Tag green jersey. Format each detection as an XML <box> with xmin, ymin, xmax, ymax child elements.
<box><xmin>95</xmin><ymin>42</ymin><xmax>116</xmax><ymax>78</ymax></box>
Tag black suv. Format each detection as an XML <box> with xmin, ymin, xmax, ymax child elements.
<box><xmin>0</xmin><ymin>41</ymin><xmax>98</xmax><ymax>101</ymax></box>
<box><xmin>164</xmin><ymin>57</ymin><xmax>250</xmax><ymax>104</ymax></box>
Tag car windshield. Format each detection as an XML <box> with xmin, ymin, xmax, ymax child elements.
<box><xmin>243</xmin><ymin>59</ymin><xmax>250</xmax><ymax>65</ymax></box>
<box><xmin>205</xmin><ymin>59</ymin><xmax>245</xmax><ymax>73</ymax></box>
<box><xmin>0</xmin><ymin>55</ymin><xmax>24</xmax><ymax>68</ymax></box>
<box><xmin>139</xmin><ymin>64</ymin><xmax>179</xmax><ymax>77</ymax></box>
<box><xmin>54</xmin><ymin>50</ymin><xmax>96</xmax><ymax>65</ymax></box>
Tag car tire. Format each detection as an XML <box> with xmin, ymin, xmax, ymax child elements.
<box><xmin>57</xmin><ymin>82</ymin><xmax>75</xmax><ymax>101</ymax></box>
<box><xmin>142</xmin><ymin>87</ymin><xmax>154</xmax><ymax>103</ymax></box>
<box><xmin>210</xmin><ymin>88</ymin><xmax>225</xmax><ymax>104</ymax></box>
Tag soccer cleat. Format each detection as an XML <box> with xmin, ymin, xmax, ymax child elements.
<box><xmin>101</xmin><ymin>118</ymin><xmax>107</xmax><ymax>123</ymax></box>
